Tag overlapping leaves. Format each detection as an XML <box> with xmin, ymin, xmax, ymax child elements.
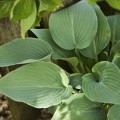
<box><xmin>52</xmin><ymin>93</ymin><xmax>107</xmax><ymax>120</ymax></box>
<box><xmin>49</xmin><ymin>1</ymin><xmax>98</xmax><ymax>50</ymax></box>
<box><xmin>0</xmin><ymin>38</ymin><xmax>53</xmax><ymax>67</ymax></box>
<box><xmin>80</xmin><ymin>4</ymin><xmax>110</xmax><ymax>58</ymax></box>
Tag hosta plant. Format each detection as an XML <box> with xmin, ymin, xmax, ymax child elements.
<box><xmin>0</xmin><ymin>1</ymin><xmax>120</xmax><ymax>120</ymax></box>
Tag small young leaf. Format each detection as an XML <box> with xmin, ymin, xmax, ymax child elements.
<box><xmin>0</xmin><ymin>38</ymin><xmax>53</xmax><ymax>67</ymax></box>
<box><xmin>69</xmin><ymin>73</ymin><xmax>82</xmax><ymax>89</ymax></box>
<box><xmin>52</xmin><ymin>93</ymin><xmax>106</xmax><ymax>120</ymax></box>
<box><xmin>0</xmin><ymin>61</ymin><xmax>72</xmax><ymax>108</ymax></box>
<box><xmin>21</xmin><ymin>0</ymin><xmax>37</xmax><ymax>38</ymax></box>
<box><xmin>49</xmin><ymin>1</ymin><xmax>98</xmax><ymax>50</ymax></box>
<box><xmin>108</xmin><ymin>105</ymin><xmax>120</xmax><ymax>120</ymax></box>
<box><xmin>106</xmin><ymin>0</ymin><xmax>120</xmax><ymax>10</ymax></box>
<box><xmin>0</xmin><ymin>0</ymin><xmax>15</xmax><ymax>18</ymax></box>
<box><xmin>83</xmin><ymin>61</ymin><xmax>120</xmax><ymax>104</ymax></box>
<box><xmin>10</xmin><ymin>0</ymin><xmax>33</xmax><ymax>22</ymax></box>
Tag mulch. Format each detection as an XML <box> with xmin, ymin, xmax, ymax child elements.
<box><xmin>0</xmin><ymin>94</ymin><xmax>52</xmax><ymax>120</ymax></box>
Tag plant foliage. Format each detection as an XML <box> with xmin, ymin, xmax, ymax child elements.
<box><xmin>0</xmin><ymin>0</ymin><xmax>120</xmax><ymax>120</ymax></box>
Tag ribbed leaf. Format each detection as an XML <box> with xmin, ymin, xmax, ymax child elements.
<box><xmin>31</xmin><ymin>29</ymin><xmax>75</xmax><ymax>59</ymax></box>
<box><xmin>88</xmin><ymin>0</ymin><xmax>102</xmax><ymax>3</ymax></box>
<box><xmin>107</xmin><ymin>15</ymin><xmax>120</xmax><ymax>43</ymax></box>
<box><xmin>0</xmin><ymin>61</ymin><xmax>72</xmax><ymax>108</ymax></box>
<box><xmin>108</xmin><ymin>105</ymin><xmax>120</xmax><ymax>120</ymax></box>
<box><xmin>0</xmin><ymin>38</ymin><xmax>52</xmax><ymax>67</ymax></box>
<box><xmin>83</xmin><ymin>61</ymin><xmax>120</xmax><ymax>104</ymax></box>
<box><xmin>20</xmin><ymin>0</ymin><xmax>37</xmax><ymax>38</ymax></box>
<box><xmin>0</xmin><ymin>0</ymin><xmax>14</xmax><ymax>18</ymax></box>
<box><xmin>109</xmin><ymin>41</ymin><xmax>120</xmax><ymax>69</ymax></box>
<box><xmin>52</xmin><ymin>93</ymin><xmax>107</xmax><ymax>120</ymax></box>
<box><xmin>10</xmin><ymin>0</ymin><xmax>33</xmax><ymax>22</ymax></box>
<box><xmin>49</xmin><ymin>1</ymin><xmax>98</xmax><ymax>50</ymax></box>
<box><xmin>80</xmin><ymin>4</ymin><xmax>110</xmax><ymax>58</ymax></box>
<box><xmin>106</xmin><ymin>0</ymin><xmax>120</xmax><ymax>10</ymax></box>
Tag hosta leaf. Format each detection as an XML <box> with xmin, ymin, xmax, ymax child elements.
<box><xmin>10</xmin><ymin>0</ymin><xmax>33</xmax><ymax>22</ymax></box>
<box><xmin>69</xmin><ymin>73</ymin><xmax>82</xmax><ymax>89</ymax></box>
<box><xmin>0</xmin><ymin>61</ymin><xmax>72</xmax><ymax>108</ymax></box>
<box><xmin>106</xmin><ymin>0</ymin><xmax>120</xmax><ymax>10</ymax></box>
<box><xmin>83</xmin><ymin>61</ymin><xmax>120</xmax><ymax>104</ymax></box>
<box><xmin>31</xmin><ymin>29</ymin><xmax>75</xmax><ymax>59</ymax></box>
<box><xmin>107</xmin><ymin>15</ymin><xmax>120</xmax><ymax>43</ymax></box>
<box><xmin>39</xmin><ymin>0</ymin><xmax>62</xmax><ymax>16</ymax></box>
<box><xmin>52</xmin><ymin>93</ymin><xmax>107</xmax><ymax>120</ymax></box>
<box><xmin>0</xmin><ymin>0</ymin><xmax>15</xmax><ymax>18</ymax></box>
<box><xmin>0</xmin><ymin>38</ymin><xmax>52</xmax><ymax>67</ymax></box>
<box><xmin>49</xmin><ymin>1</ymin><xmax>98</xmax><ymax>50</ymax></box>
<box><xmin>108</xmin><ymin>105</ymin><xmax>120</xmax><ymax>120</ymax></box>
<box><xmin>80</xmin><ymin>4</ymin><xmax>110</xmax><ymax>58</ymax></box>
<box><xmin>109</xmin><ymin>41</ymin><xmax>120</xmax><ymax>69</ymax></box>
<box><xmin>21</xmin><ymin>0</ymin><xmax>37</xmax><ymax>38</ymax></box>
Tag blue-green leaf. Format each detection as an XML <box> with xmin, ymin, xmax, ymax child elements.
<box><xmin>0</xmin><ymin>61</ymin><xmax>72</xmax><ymax>108</ymax></box>
<box><xmin>0</xmin><ymin>38</ymin><xmax>53</xmax><ymax>67</ymax></box>
<box><xmin>52</xmin><ymin>93</ymin><xmax>106</xmax><ymax>120</ymax></box>
<box><xmin>107</xmin><ymin>15</ymin><xmax>120</xmax><ymax>44</ymax></box>
<box><xmin>49</xmin><ymin>1</ymin><xmax>98</xmax><ymax>50</ymax></box>
<box><xmin>108</xmin><ymin>105</ymin><xmax>120</xmax><ymax>120</ymax></box>
<box><xmin>80</xmin><ymin>4</ymin><xmax>110</xmax><ymax>58</ymax></box>
<box><xmin>83</xmin><ymin>61</ymin><xmax>120</xmax><ymax>104</ymax></box>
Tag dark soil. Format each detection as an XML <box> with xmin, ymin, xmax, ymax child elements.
<box><xmin>0</xmin><ymin>94</ymin><xmax>52</xmax><ymax>120</ymax></box>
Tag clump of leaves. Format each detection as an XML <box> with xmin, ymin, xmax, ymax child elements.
<box><xmin>0</xmin><ymin>1</ymin><xmax>120</xmax><ymax>120</ymax></box>
<box><xmin>0</xmin><ymin>0</ymin><xmax>62</xmax><ymax>37</ymax></box>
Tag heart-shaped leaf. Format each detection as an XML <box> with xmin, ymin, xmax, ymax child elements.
<box><xmin>52</xmin><ymin>93</ymin><xmax>107</xmax><ymax>120</ymax></box>
<box><xmin>82</xmin><ymin>61</ymin><xmax>120</xmax><ymax>104</ymax></box>
<box><xmin>80</xmin><ymin>4</ymin><xmax>110</xmax><ymax>58</ymax></box>
<box><xmin>69</xmin><ymin>73</ymin><xmax>82</xmax><ymax>89</ymax></box>
<box><xmin>108</xmin><ymin>105</ymin><xmax>120</xmax><ymax>120</ymax></box>
<box><xmin>0</xmin><ymin>61</ymin><xmax>72</xmax><ymax>108</ymax></box>
<box><xmin>49</xmin><ymin>1</ymin><xmax>98</xmax><ymax>50</ymax></box>
<box><xmin>0</xmin><ymin>38</ymin><xmax>52</xmax><ymax>67</ymax></box>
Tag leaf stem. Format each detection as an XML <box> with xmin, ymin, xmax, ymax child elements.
<box><xmin>74</xmin><ymin>49</ymin><xmax>86</xmax><ymax>74</ymax></box>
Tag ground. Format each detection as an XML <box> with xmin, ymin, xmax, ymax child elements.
<box><xmin>0</xmin><ymin>94</ymin><xmax>52</xmax><ymax>120</ymax></box>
